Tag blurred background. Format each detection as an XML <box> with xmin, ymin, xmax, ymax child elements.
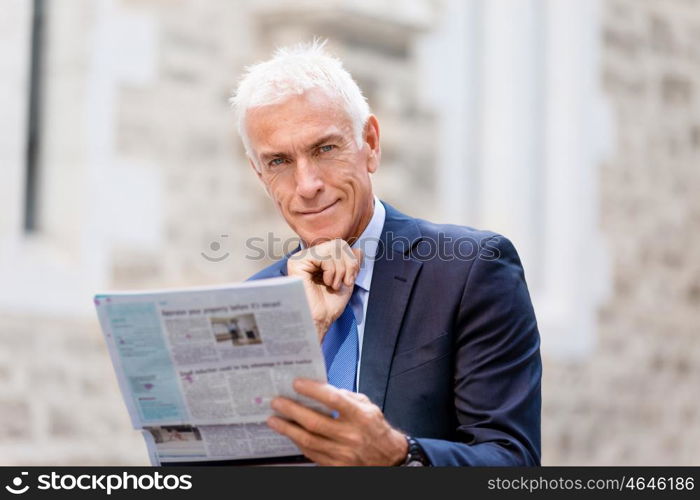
<box><xmin>1</xmin><ymin>0</ymin><xmax>698</xmax><ymax>465</ymax></box>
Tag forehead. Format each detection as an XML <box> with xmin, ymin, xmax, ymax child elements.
<box><xmin>245</xmin><ymin>91</ymin><xmax>354</xmax><ymax>151</ymax></box>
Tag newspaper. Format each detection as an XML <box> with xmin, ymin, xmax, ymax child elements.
<box><xmin>94</xmin><ymin>276</ymin><xmax>327</xmax><ymax>465</ymax></box>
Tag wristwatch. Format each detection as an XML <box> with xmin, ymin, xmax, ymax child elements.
<box><xmin>401</xmin><ymin>435</ymin><xmax>430</xmax><ymax>467</ymax></box>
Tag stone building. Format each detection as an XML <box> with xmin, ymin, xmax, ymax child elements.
<box><xmin>0</xmin><ymin>0</ymin><xmax>698</xmax><ymax>465</ymax></box>
<box><xmin>543</xmin><ymin>0</ymin><xmax>700</xmax><ymax>465</ymax></box>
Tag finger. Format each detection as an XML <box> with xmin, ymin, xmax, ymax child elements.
<box><xmin>319</xmin><ymin>257</ymin><xmax>336</xmax><ymax>288</ymax></box>
<box><xmin>352</xmin><ymin>248</ymin><xmax>363</xmax><ymax>270</ymax></box>
<box><xmin>332</xmin><ymin>256</ymin><xmax>346</xmax><ymax>291</ymax></box>
<box><xmin>346</xmin><ymin>391</ymin><xmax>371</xmax><ymax>404</ymax></box>
<box><xmin>288</xmin><ymin>249</ymin><xmax>317</xmax><ymax>278</ymax></box>
<box><xmin>298</xmin><ymin>447</ymin><xmax>336</xmax><ymax>466</ymax></box>
<box><xmin>266</xmin><ymin>416</ymin><xmax>335</xmax><ymax>455</ymax></box>
<box><xmin>345</xmin><ymin>249</ymin><xmax>361</xmax><ymax>286</ymax></box>
<box><xmin>295</xmin><ymin>248</ymin><xmax>328</xmax><ymax>285</ymax></box>
<box><xmin>292</xmin><ymin>378</ymin><xmax>359</xmax><ymax>417</ymax></box>
<box><xmin>267</xmin><ymin>415</ymin><xmax>352</xmax><ymax>466</ymax></box>
<box><xmin>333</xmin><ymin>239</ymin><xmax>354</xmax><ymax>290</ymax></box>
<box><xmin>270</xmin><ymin>397</ymin><xmax>342</xmax><ymax>438</ymax></box>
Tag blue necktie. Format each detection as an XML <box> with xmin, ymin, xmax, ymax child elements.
<box><xmin>322</xmin><ymin>299</ymin><xmax>358</xmax><ymax>392</ymax></box>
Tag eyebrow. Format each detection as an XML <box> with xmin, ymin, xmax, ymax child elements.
<box><xmin>308</xmin><ymin>134</ymin><xmax>344</xmax><ymax>151</ymax></box>
<box><xmin>259</xmin><ymin>151</ymin><xmax>289</xmax><ymax>163</ymax></box>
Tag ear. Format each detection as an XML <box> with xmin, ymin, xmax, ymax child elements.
<box><xmin>248</xmin><ymin>156</ymin><xmax>262</xmax><ymax>180</ymax></box>
<box><xmin>363</xmin><ymin>115</ymin><xmax>381</xmax><ymax>174</ymax></box>
<box><xmin>248</xmin><ymin>156</ymin><xmax>272</xmax><ymax>198</ymax></box>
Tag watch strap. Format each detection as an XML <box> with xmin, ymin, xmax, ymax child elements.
<box><xmin>402</xmin><ymin>435</ymin><xmax>430</xmax><ymax>466</ymax></box>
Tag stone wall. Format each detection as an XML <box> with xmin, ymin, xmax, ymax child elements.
<box><xmin>0</xmin><ymin>314</ymin><xmax>145</xmax><ymax>464</ymax></box>
<box><xmin>541</xmin><ymin>0</ymin><xmax>700</xmax><ymax>465</ymax></box>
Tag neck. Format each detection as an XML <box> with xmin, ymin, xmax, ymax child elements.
<box><xmin>346</xmin><ymin>196</ymin><xmax>375</xmax><ymax>247</ymax></box>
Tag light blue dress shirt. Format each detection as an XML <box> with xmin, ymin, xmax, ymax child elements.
<box><xmin>348</xmin><ymin>197</ymin><xmax>385</xmax><ymax>389</ymax></box>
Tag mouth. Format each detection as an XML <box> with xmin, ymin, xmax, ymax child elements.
<box><xmin>296</xmin><ymin>199</ymin><xmax>340</xmax><ymax>216</ymax></box>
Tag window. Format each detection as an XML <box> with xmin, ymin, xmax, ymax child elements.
<box><xmin>24</xmin><ymin>0</ymin><xmax>46</xmax><ymax>233</ymax></box>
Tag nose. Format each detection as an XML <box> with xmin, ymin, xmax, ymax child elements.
<box><xmin>294</xmin><ymin>156</ymin><xmax>324</xmax><ymax>199</ymax></box>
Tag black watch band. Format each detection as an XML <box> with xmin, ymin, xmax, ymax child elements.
<box><xmin>401</xmin><ymin>435</ymin><xmax>430</xmax><ymax>467</ymax></box>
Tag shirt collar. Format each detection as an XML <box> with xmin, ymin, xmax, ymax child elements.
<box><xmin>351</xmin><ymin>196</ymin><xmax>385</xmax><ymax>293</ymax></box>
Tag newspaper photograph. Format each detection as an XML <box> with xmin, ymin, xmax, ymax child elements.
<box><xmin>94</xmin><ymin>276</ymin><xmax>327</xmax><ymax>464</ymax></box>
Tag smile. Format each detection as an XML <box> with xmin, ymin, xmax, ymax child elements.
<box><xmin>297</xmin><ymin>200</ymin><xmax>339</xmax><ymax>216</ymax></box>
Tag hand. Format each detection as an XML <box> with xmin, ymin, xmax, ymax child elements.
<box><xmin>287</xmin><ymin>239</ymin><xmax>362</xmax><ymax>342</ymax></box>
<box><xmin>267</xmin><ymin>378</ymin><xmax>408</xmax><ymax>466</ymax></box>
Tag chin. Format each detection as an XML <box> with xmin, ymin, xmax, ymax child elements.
<box><xmin>299</xmin><ymin>224</ymin><xmax>348</xmax><ymax>245</ymax></box>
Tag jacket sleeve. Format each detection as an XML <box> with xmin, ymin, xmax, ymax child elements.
<box><xmin>416</xmin><ymin>235</ymin><xmax>542</xmax><ymax>466</ymax></box>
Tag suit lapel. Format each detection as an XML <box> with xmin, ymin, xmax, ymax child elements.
<box><xmin>359</xmin><ymin>203</ymin><xmax>422</xmax><ymax>410</ymax></box>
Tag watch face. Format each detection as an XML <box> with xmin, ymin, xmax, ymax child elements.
<box><xmin>405</xmin><ymin>459</ymin><xmax>426</xmax><ymax>467</ymax></box>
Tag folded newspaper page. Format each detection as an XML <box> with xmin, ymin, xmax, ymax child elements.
<box><xmin>94</xmin><ymin>277</ymin><xmax>327</xmax><ymax>465</ymax></box>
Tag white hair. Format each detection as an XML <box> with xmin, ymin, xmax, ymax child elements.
<box><xmin>230</xmin><ymin>39</ymin><xmax>371</xmax><ymax>165</ymax></box>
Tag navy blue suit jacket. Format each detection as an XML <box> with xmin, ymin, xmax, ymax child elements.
<box><xmin>249</xmin><ymin>202</ymin><xmax>542</xmax><ymax>466</ymax></box>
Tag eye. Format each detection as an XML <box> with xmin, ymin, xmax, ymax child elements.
<box><xmin>319</xmin><ymin>144</ymin><xmax>335</xmax><ymax>153</ymax></box>
<box><xmin>268</xmin><ymin>157</ymin><xmax>286</xmax><ymax>167</ymax></box>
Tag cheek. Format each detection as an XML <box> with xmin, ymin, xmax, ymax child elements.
<box><xmin>264</xmin><ymin>175</ymin><xmax>293</xmax><ymax>205</ymax></box>
<box><xmin>333</xmin><ymin>163</ymin><xmax>370</xmax><ymax>195</ymax></box>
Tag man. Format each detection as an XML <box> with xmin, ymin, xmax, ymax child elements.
<box><xmin>231</xmin><ymin>41</ymin><xmax>541</xmax><ymax>466</ymax></box>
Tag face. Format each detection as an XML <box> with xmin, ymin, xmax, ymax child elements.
<box><xmin>244</xmin><ymin>90</ymin><xmax>380</xmax><ymax>246</ymax></box>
